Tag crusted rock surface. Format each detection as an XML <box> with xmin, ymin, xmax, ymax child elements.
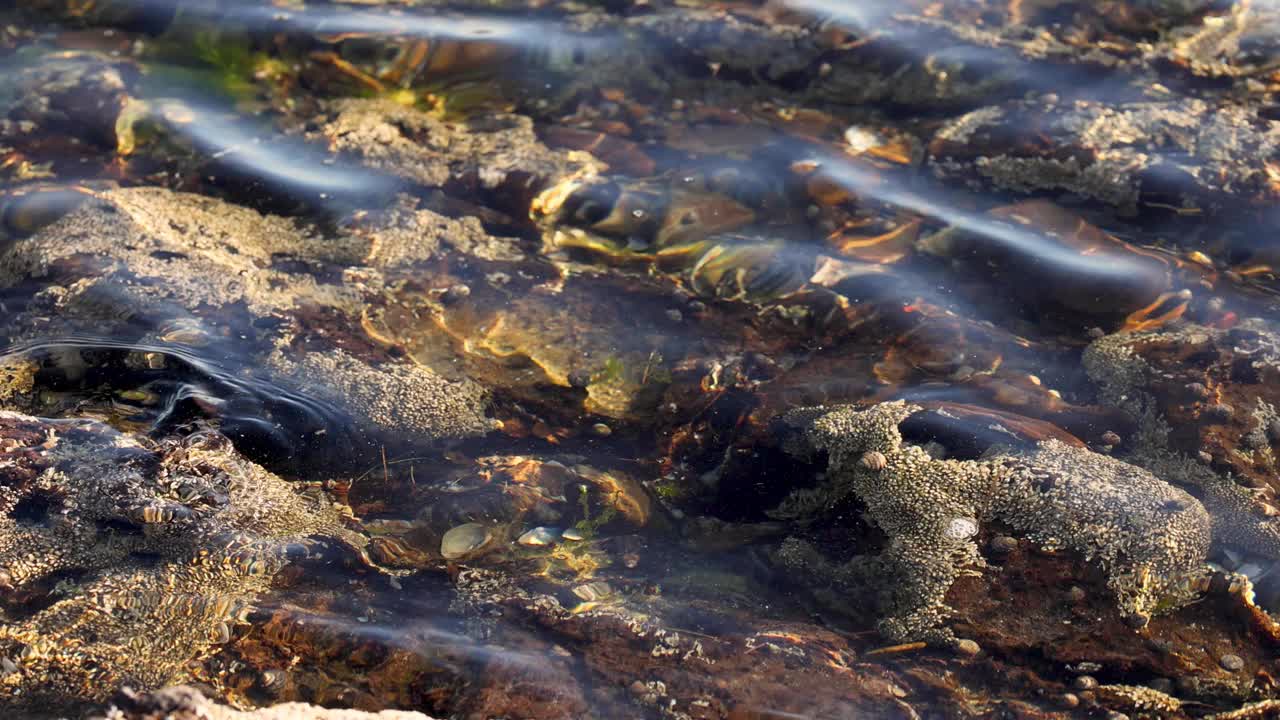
<box><xmin>780</xmin><ymin>400</ymin><xmax>1219</xmax><ymax>644</ymax></box>
<box><xmin>0</xmin><ymin>412</ymin><xmax>378</xmax><ymax>717</ymax></box>
<box><xmin>0</xmin><ymin>186</ymin><xmax>491</xmax><ymax>445</ymax></box>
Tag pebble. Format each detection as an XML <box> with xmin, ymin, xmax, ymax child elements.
<box><xmin>1073</xmin><ymin>675</ymin><xmax>1098</xmax><ymax>691</ymax></box>
<box><xmin>1185</xmin><ymin>382</ymin><xmax>1211</xmax><ymax>399</ymax></box>
<box><xmin>573</xmin><ymin>581</ymin><xmax>613</xmax><ymax>602</ymax></box>
<box><xmin>1268</xmin><ymin>419</ymin><xmax>1280</xmax><ymax>443</ymax></box>
<box><xmin>1059</xmin><ymin>693</ymin><xmax>1079</xmax><ymax>709</ymax></box>
<box><xmin>1197</xmin><ymin>450</ymin><xmax>1213</xmax><ymax>465</ymax></box>
<box><xmin>953</xmin><ymin>639</ymin><xmax>980</xmax><ymax>656</ymax></box>
<box><xmin>1100</xmin><ymin>430</ymin><xmax>1122</xmax><ymax>447</ymax></box>
<box><xmin>567</xmin><ymin>369</ymin><xmax>592</xmax><ymax>389</ymax></box>
<box><xmin>1087</xmin><ymin>327</ymin><xmax>1106</xmax><ymax>340</ymax></box>
<box><xmin>591</xmin><ymin>422</ymin><xmax>612</xmax><ymax>437</ymax></box>
<box><xmin>1105</xmin><ymin>712</ymin><xmax>1129</xmax><ymax>720</ymax></box>
<box><xmin>440</xmin><ymin>523</ymin><xmax>493</xmax><ymax>560</ymax></box>
<box><xmin>517</xmin><ymin>527</ymin><xmax>560</xmax><ymax>547</ymax></box>
<box><xmin>561</xmin><ymin>528</ymin><xmax>585</xmax><ymax>541</ymax></box>
<box><xmin>1068</xmin><ymin>586</ymin><xmax>1087</xmax><ymax>603</ymax></box>
<box><xmin>1219</xmin><ymin>653</ymin><xmax>1245</xmax><ymax>672</ymax></box>
<box><xmin>664</xmin><ymin>309</ymin><xmax>683</xmax><ymax>323</ymax></box>
<box><xmin>988</xmin><ymin>535</ymin><xmax>1018</xmax><ymax>554</ymax></box>
<box><xmin>441</xmin><ymin>283</ymin><xmax>471</xmax><ymax>304</ymax></box>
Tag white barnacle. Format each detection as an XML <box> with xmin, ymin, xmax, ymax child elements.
<box><xmin>943</xmin><ymin>517</ymin><xmax>979</xmax><ymax>542</ymax></box>
<box><xmin>859</xmin><ymin>450</ymin><xmax>888</xmax><ymax>471</ymax></box>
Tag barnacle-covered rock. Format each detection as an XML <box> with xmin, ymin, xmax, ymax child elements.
<box><xmin>929</xmin><ymin>98</ymin><xmax>1280</xmax><ymax>218</ymax></box>
<box><xmin>1084</xmin><ymin>319</ymin><xmax>1280</xmax><ymax>494</ymax></box>
<box><xmin>310</xmin><ymin>98</ymin><xmax>603</xmax><ymax>208</ymax></box>
<box><xmin>1082</xmin><ymin>319</ymin><xmax>1280</xmax><ymax>601</ymax></box>
<box><xmin>0</xmin><ymin>412</ymin><xmax>381</xmax><ymax>717</ymax></box>
<box><xmin>0</xmin><ymin>186</ymin><xmax>491</xmax><ymax>449</ymax></box>
<box><xmin>779</xmin><ymin>400</ymin><xmax>1215</xmax><ymax>644</ymax></box>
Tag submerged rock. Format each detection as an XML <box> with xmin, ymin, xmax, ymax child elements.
<box><xmin>778</xmin><ymin>400</ymin><xmax>1223</xmax><ymax>644</ymax></box>
<box><xmin>0</xmin><ymin>186</ymin><xmax>491</xmax><ymax>452</ymax></box>
<box><xmin>0</xmin><ymin>412</ymin><xmax>384</xmax><ymax>717</ymax></box>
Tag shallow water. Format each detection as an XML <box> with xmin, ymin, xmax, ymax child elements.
<box><xmin>5</xmin><ymin>1</ymin><xmax>1280</xmax><ymax>718</ymax></box>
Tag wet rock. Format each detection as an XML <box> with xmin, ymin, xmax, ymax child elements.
<box><xmin>0</xmin><ymin>412</ymin><xmax>384</xmax><ymax>716</ymax></box>
<box><xmin>95</xmin><ymin>685</ymin><xmax>434</xmax><ymax>719</ymax></box>
<box><xmin>1219</xmin><ymin>653</ymin><xmax>1245</xmax><ymax>672</ymax></box>
<box><xmin>1085</xmin><ymin>320</ymin><xmax>1280</xmax><ymax>497</ymax></box>
<box><xmin>0</xmin><ymin>186</ymin><xmax>492</xmax><ymax>451</ymax></box>
<box><xmin>777</xmin><ymin>400</ymin><xmax>1217</xmax><ymax>644</ymax></box>
<box><xmin>929</xmin><ymin>99</ymin><xmax>1280</xmax><ymax>217</ymax></box>
<box><xmin>310</xmin><ymin>99</ymin><xmax>602</xmax><ymax>209</ymax></box>
<box><xmin>267</xmin><ymin>349</ymin><xmax>489</xmax><ymax>445</ymax></box>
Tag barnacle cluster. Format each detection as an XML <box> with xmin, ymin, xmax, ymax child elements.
<box><xmin>0</xmin><ymin>186</ymin><xmax>492</xmax><ymax>445</ymax></box>
<box><xmin>0</xmin><ymin>411</ymin><xmax>378</xmax><ymax>716</ymax></box>
<box><xmin>1083</xmin><ymin>319</ymin><xmax>1280</xmax><ymax>570</ymax></box>
<box><xmin>778</xmin><ymin>400</ymin><xmax>1217</xmax><ymax>646</ymax></box>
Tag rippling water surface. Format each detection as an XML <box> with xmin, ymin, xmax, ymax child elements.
<box><xmin>5</xmin><ymin>1</ymin><xmax>1280</xmax><ymax>718</ymax></box>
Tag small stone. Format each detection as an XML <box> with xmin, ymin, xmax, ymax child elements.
<box><xmin>1068</xmin><ymin>586</ymin><xmax>1087</xmax><ymax>603</ymax></box>
<box><xmin>1101</xmin><ymin>430</ymin><xmax>1122</xmax><ymax>447</ymax></box>
<box><xmin>1105</xmin><ymin>712</ymin><xmax>1130</xmax><ymax>720</ymax></box>
<box><xmin>1219</xmin><ymin>653</ymin><xmax>1245</xmax><ymax>672</ymax></box>
<box><xmin>664</xmin><ymin>309</ymin><xmax>683</xmax><ymax>323</ymax></box>
<box><xmin>441</xmin><ymin>283</ymin><xmax>471</xmax><ymax>304</ymax></box>
<box><xmin>1073</xmin><ymin>675</ymin><xmax>1098</xmax><ymax>691</ymax></box>
<box><xmin>1197</xmin><ymin>450</ymin><xmax>1213</xmax><ymax>465</ymax></box>
<box><xmin>567</xmin><ymin>369</ymin><xmax>592</xmax><ymax>389</ymax></box>
<box><xmin>591</xmin><ymin>422</ymin><xmax>612</xmax><ymax>437</ymax></box>
<box><xmin>573</xmin><ymin>581</ymin><xmax>613</xmax><ymax>601</ymax></box>
<box><xmin>1087</xmin><ymin>327</ymin><xmax>1106</xmax><ymax>339</ymax></box>
<box><xmin>561</xmin><ymin>528</ymin><xmax>585</xmax><ymax>541</ymax></box>
<box><xmin>628</xmin><ymin>680</ymin><xmax>647</xmax><ymax>696</ymax></box>
<box><xmin>859</xmin><ymin>450</ymin><xmax>888</xmax><ymax>471</ymax></box>
<box><xmin>953</xmin><ymin>638</ymin><xmax>980</xmax><ymax>656</ymax></box>
<box><xmin>440</xmin><ymin>523</ymin><xmax>493</xmax><ymax>560</ymax></box>
<box><xmin>989</xmin><ymin>535</ymin><xmax>1018</xmax><ymax>554</ymax></box>
<box><xmin>1186</xmin><ymin>382</ymin><xmax>1211</xmax><ymax>399</ymax></box>
<box><xmin>517</xmin><ymin>527</ymin><xmax>560</xmax><ymax>546</ymax></box>
<box><xmin>622</xmin><ymin>552</ymin><xmax>641</xmax><ymax>568</ymax></box>
<box><xmin>1059</xmin><ymin>693</ymin><xmax>1080</xmax><ymax>709</ymax></box>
